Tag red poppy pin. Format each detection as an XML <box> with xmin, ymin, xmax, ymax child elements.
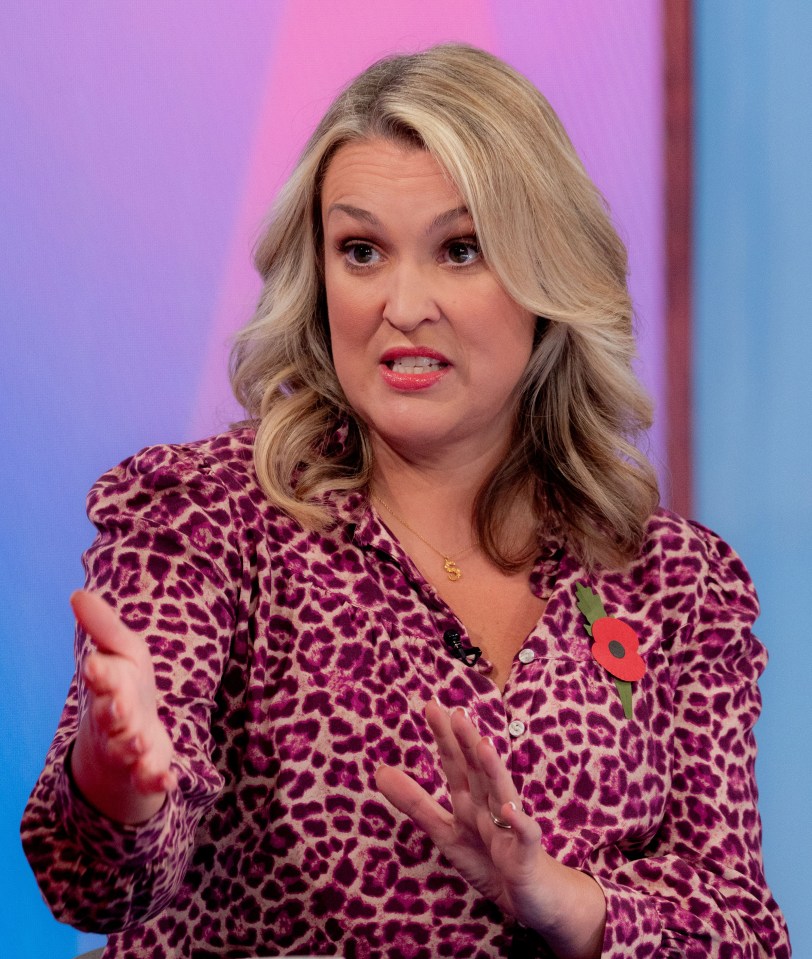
<box><xmin>575</xmin><ymin>583</ymin><xmax>645</xmax><ymax>719</ymax></box>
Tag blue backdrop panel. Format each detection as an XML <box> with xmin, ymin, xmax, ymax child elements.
<box><xmin>695</xmin><ymin>4</ymin><xmax>812</xmax><ymax>954</ymax></box>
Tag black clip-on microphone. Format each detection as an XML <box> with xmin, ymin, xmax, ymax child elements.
<box><xmin>443</xmin><ymin>629</ymin><xmax>482</xmax><ymax>667</ymax></box>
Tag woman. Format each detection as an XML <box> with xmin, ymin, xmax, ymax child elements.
<box><xmin>22</xmin><ymin>44</ymin><xmax>790</xmax><ymax>959</ymax></box>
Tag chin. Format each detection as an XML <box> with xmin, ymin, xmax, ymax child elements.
<box><xmin>372</xmin><ymin>418</ymin><xmax>489</xmax><ymax>463</ymax></box>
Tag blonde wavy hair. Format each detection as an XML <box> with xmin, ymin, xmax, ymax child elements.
<box><xmin>231</xmin><ymin>43</ymin><xmax>659</xmax><ymax>571</ymax></box>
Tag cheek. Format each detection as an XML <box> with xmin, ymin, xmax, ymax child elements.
<box><xmin>325</xmin><ymin>284</ymin><xmax>374</xmax><ymax>403</ymax></box>
<box><xmin>325</xmin><ymin>291</ymin><xmax>356</xmax><ymax>363</ymax></box>
<box><xmin>329</xmin><ymin>339</ymin><xmax>363</xmax><ymax>410</ymax></box>
<box><xmin>324</xmin><ymin>267</ymin><xmax>346</xmax><ymax>332</ymax></box>
<box><xmin>480</xmin><ymin>296</ymin><xmax>536</xmax><ymax>370</ymax></box>
<box><xmin>325</xmin><ymin>274</ymin><xmax>375</xmax><ymax>345</ymax></box>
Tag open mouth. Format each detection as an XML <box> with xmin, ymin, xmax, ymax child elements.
<box><xmin>386</xmin><ymin>357</ymin><xmax>447</xmax><ymax>373</ymax></box>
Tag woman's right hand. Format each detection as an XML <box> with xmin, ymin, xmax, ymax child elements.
<box><xmin>70</xmin><ymin>590</ymin><xmax>176</xmax><ymax>823</ymax></box>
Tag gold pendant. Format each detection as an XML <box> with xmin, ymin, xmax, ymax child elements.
<box><xmin>443</xmin><ymin>558</ymin><xmax>462</xmax><ymax>581</ymax></box>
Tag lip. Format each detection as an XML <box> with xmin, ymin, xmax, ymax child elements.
<box><xmin>379</xmin><ymin>346</ymin><xmax>451</xmax><ymax>365</ymax></box>
<box><xmin>379</xmin><ymin>346</ymin><xmax>451</xmax><ymax>392</ymax></box>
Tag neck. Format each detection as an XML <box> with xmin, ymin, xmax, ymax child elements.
<box><xmin>367</xmin><ymin>433</ymin><xmax>542</xmax><ymax>574</ymax></box>
<box><xmin>370</xmin><ymin>437</ymin><xmax>502</xmax><ymax>529</ymax></box>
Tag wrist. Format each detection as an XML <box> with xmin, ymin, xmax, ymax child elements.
<box><xmin>517</xmin><ymin>859</ymin><xmax>606</xmax><ymax>959</ymax></box>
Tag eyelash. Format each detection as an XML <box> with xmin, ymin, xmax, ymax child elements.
<box><xmin>337</xmin><ymin>237</ymin><xmax>482</xmax><ymax>271</ymax></box>
<box><xmin>445</xmin><ymin>238</ymin><xmax>481</xmax><ymax>265</ymax></box>
<box><xmin>339</xmin><ymin>241</ymin><xmax>379</xmax><ymax>271</ymax></box>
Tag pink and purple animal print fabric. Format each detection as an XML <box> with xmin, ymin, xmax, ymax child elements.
<box><xmin>22</xmin><ymin>429</ymin><xmax>790</xmax><ymax>958</ymax></box>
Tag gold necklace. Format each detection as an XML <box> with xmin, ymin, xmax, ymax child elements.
<box><xmin>372</xmin><ymin>493</ymin><xmax>478</xmax><ymax>582</ymax></box>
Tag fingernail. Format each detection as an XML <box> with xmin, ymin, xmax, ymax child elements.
<box><xmin>432</xmin><ymin>695</ymin><xmax>445</xmax><ymax>711</ymax></box>
<box><xmin>507</xmin><ymin>801</ymin><xmax>517</xmax><ymax>812</ymax></box>
<box><xmin>482</xmin><ymin>735</ymin><xmax>494</xmax><ymax>749</ymax></box>
<box><xmin>453</xmin><ymin>705</ymin><xmax>471</xmax><ymax>721</ymax></box>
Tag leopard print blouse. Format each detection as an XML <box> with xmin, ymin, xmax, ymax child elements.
<box><xmin>21</xmin><ymin>429</ymin><xmax>790</xmax><ymax>958</ymax></box>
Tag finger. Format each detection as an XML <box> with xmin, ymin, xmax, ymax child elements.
<box><xmin>474</xmin><ymin>739</ymin><xmax>542</xmax><ymax>849</ymax></box>
<box><xmin>425</xmin><ymin>700</ymin><xmax>470</xmax><ymax>794</ymax></box>
<box><xmin>119</xmin><ymin>733</ymin><xmax>146</xmax><ymax>764</ymax></box>
<box><xmin>476</xmin><ymin>736</ymin><xmax>523</xmax><ymax>816</ymax></box>
<box><xmin>444</xmin><ymin>713</ymin><xmax>526</xmax><ymax>831</ymax></box>
<box><xmin>83</xmin><ymin>650</ymin><xmax>128</xmax><ymax>698</ymax></box>
<box><xmin>448</xmin><ymin>707</ymin><xmax>491</xmax><ymax>806</ymax></box>
<box><xmin>98</xmin><ymin>732</ymin><xmax>143</xmax><ymax>771</ymax></box>
<box><xmin>90</xmin><ymin>691</ymin><xmax>125</xmax><ymax>736</ymax></box>
<box><xmin>71</xmin><ymin>590</ymin><xmax>139</xmax><ymax>659</ymax></box>
<box><xmin>88</xmin><ymin>664</ymin><xmax>151</xmax><ymax>746</ymax></box>
<box><xmin>146</xmin><ymin>769</ymin><xmax>177</xmax><ymax>795</ymax></box>
<box><xmin>133</xmin><ymin>755</ymin><xmax>177</xmax><ymax>796</ymax></box>
<box><xmin>492</xmin><ymin>800</ymin><xmax>539</xmax><ymax>846</ymax></box>
<box><xmin>84</xmin><ymin>653</ymin><xmax>140</xmax><ymax>729</ymax></box>
<box><xmin>101</xmin><ymin>718</ymin><xmax>175</xmax><ymax>792</ymax></box>
<box><xmin>375</xmin><ymin>765</ymin><xmax>455</xmax><ymax>842</ymax></box>
<box><xmin>490</xmin><ymin>799</ymin><xmax>543</xmax><ymax>856</ymax></box>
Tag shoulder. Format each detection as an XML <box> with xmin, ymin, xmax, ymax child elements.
<box><xmin>577</xmin><ymin>509</ymin><xmax>766</xmax><ymax>692</ymax></box>
<box><xmin>630</xmin><ymin>509</ymin><xmax>764</xmax><ymax>683</ymax></box>
<box><xmin>88</xmin><ymin>428</ymin><xmax>257</xmax><ymax>511</ymax></box>
<box><xmin>85</xmin><ymin>428</ymin><xmax>262</xmax><ymax>569</ymax></box>
<box><xmin>91</xmin><ymin>427</ymin><xmax>255</xmax><ymax>489</ymax></box>
<box><xmin>638</xmin><ymin>507</ymin><xmax>758</xmax><ymax>618</ymax></box>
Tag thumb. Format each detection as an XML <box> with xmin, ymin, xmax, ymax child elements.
<box><xmin>71</xmin><ymin>589</ymin><xmax>139</xmax><ymax>659</ymax></box>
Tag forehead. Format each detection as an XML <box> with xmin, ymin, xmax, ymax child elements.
<box><xmin>320</xmin><ymin>139</ymin><xmax>466</xmax><ymax>217</ymax></box>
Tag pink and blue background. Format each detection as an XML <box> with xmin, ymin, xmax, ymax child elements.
<box><xmin>1</xmin><ymin>2</ymin><xmax>808</xmax><ymax>955</ymax></box>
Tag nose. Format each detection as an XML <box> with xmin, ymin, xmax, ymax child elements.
<box><xmin>382</xmin><ymin>261</ymin><xmax>442</xmax><ymax>331</ymax></box>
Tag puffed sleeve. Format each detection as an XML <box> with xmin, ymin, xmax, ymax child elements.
<box><xmin>590</xmin><ymin>521</ymin><xmax>791</xmax><ymax>958</ymax></box>
<box><xmin>20</xmin><ymin>441</ymin><xmax>246</xmax><ymax>932</ymax></box>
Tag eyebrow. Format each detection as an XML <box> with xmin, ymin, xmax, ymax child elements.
<box><xmin>326</xmin><ymin>203</ymin><xmax>473</xmax><ymax>234</ymax></box>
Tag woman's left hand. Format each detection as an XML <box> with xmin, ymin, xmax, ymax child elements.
<box><xmin>375</xmin><ymin>700</ymin><xmax>605</xmax><ymax>959</ymax></box>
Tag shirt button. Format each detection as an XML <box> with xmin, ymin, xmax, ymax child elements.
<box><xmin>508</xmin><ymin>720</ymin><xmax>526</xmax><ymax>738</ymax></box>
<box><xmin>518</xmin><ymin>648</ymin><xmax>535</xmax><ymax>664</ymax></box>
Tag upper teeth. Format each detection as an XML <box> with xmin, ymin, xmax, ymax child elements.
<box><xmin>391</xmin><ymin>357</ymin><xmax>443</xmax><ymax>372</ymax></box>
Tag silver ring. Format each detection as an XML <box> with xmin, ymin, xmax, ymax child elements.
<box><xmin>490</xmin><ymin>811</ymin><xmax>512</xmax><ymax>830</ymax></box>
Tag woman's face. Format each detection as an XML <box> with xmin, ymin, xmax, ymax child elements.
<box><xmin>321</xmin><ymin>139</ymin><xmax>536</xmax><ymax>466</ymax></box>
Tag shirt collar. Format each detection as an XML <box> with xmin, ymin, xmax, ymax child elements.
<box><xmin>324</xmin><ymin>487</ymin><xmax>398</xmax><ymax>554</ymax></box>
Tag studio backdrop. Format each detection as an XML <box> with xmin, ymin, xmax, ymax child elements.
<box><xmin>1</xmin><ymin>2</ymin><xmax>806</xmax><ymax>956</ymax></box>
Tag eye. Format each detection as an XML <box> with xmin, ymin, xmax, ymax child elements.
<box><xmin>342</xmin><ymin>241</ymin><xmax>381</xmax><ymax>267</ymax></box>
<box><xmin>444</xmin><ymin>238</ymin><xmax>481</xmax><ymax>266</ymax></box>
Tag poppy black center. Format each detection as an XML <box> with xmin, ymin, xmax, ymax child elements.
<box><xmin>608</xmin><ymin>640</ymin><xmax>626</xmax><ymax>659</ymax></box>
